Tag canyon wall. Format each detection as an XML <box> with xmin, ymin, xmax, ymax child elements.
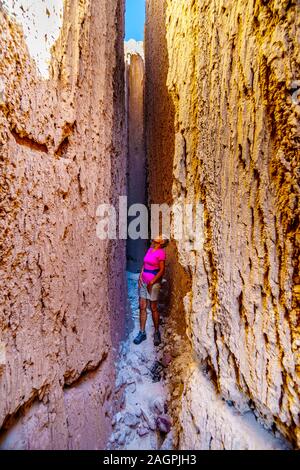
<box><xmin>145</xmin><ymin>0</ymin><xmax>300</xmax><ymax>449</ymax></box>
<box><xmin>125</xmin><ymin>43</ymin><xmax>147</xmax><ymax>272</ymax></box>
<box><xmin>0</xmin><ymin>0</ymin><xmax>126</xmax><ymax>449</ymax></box>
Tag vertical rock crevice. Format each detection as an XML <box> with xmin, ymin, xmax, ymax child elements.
<box><xmin>125</xmin><ymin>41</ymin><xmax>147</xmax><ymax>272</ymax></box>
<box><xmin>1</xmin><ymin>0</ymin><xmax>299</xmax><ymax>452</ymax></box>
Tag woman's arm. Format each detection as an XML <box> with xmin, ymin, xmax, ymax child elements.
<box><xmin>147</xmin><ymin>260</ymin><xmax>165</xmax><ymax>293</ymax></box>
<box><xmin>138</xmin><ymin>265</ymin><xmax>144</xmax><ymax>288</ymax></box>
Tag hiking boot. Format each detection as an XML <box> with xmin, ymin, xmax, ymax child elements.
<box><xmin>153</xmin><ymin>330</ymin><xmax>161</xmax><ymax>346</ymax></box>
<box><xmin>133</xmin><ymin>331</ymin><xmax>147</xmax><ymax>345</ymax></box>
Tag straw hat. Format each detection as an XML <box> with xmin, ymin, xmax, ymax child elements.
<box><xmin>153</xmin><ymin>233</ymin><xmax>170</xmax><ymax>247</ymax></box>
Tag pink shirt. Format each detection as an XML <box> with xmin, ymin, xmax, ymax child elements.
<box><xmin>142</xmin><ymin>247</ymin><xmax>166</xmax><ymax>285</ymax></box>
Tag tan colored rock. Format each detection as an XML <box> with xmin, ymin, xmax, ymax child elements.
<box><xmin>145</xmin><ymin>0</ymin><xmax>300</xmax><ymax>449</ymax></box>
<box><xmin>0</xmin><ymin>0</ymin><xmax>126</xmax><ymax>449</ymax></box>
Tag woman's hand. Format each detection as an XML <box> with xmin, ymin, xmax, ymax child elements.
<box><xmin>147</xmin><ymin>281</ymin><xmax>153</xmax><ymax>294</ymax></box>
<box><xmin>138</xmin><ymin>274</ymin><xmax>143</xmax><ymax>289</ymax></box>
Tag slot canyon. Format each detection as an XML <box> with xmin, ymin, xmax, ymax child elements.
<box><xmin>0</xmin><ymin>0</ymin><xmax>299</xmax><ymax>451</ymax></box>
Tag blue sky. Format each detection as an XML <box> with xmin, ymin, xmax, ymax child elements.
<box><xmin>125</xmin><ymin>0</ymin><xmax>146</xmax><ymax>41</ymax></box>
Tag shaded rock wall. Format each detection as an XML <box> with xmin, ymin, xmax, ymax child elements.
<box><xmin>145</xmin><ymin>0</ymin><xmax>300</xmax><ymax>449</ymax></box>
<box><xmin>125</xmin><ymin>46</ymin><xmax>147</xmax><ymax>272</ymax></box>
<box><xmin>0</xmin><ymin>0</ymin><xmax>126</xmax><ymax>449</ymax></box>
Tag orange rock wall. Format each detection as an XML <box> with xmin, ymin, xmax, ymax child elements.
<box><xmin>0</xmin><ymin>0</ymin><xmax>126</xmax><ymax>449</ymax></box>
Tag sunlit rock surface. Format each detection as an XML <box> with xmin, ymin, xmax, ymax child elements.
<box><xmin>2</xmin><ymin>0</ymin><xmax>64</xmax><ymax>78</ymax></box>
<box><xmin>145</xmin><ymin>0</ymin><xmax>300</xmax><ymax>449</ymax></box>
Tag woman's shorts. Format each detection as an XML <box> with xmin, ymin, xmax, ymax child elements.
<box><xmin>139</xmin><ymin>281</ymin><xmax>160</xmax><ymax>301</ymax></box>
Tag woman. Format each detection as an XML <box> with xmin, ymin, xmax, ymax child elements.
<box><xmin>133</xmin><ymin>234</ymin><xmax>169</xmax><ymax>346</ymax></box>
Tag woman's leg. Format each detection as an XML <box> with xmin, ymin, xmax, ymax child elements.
<box><xmin>150</xmin><ymin>300</ymin><xmax>159</xmax><ymax>331</ymax></box>
<box><xmin>150</xmin><ymin>300</ymin><xmax>161</xmax><ymax>346</ymax></box>
<box><xmin>139</xmin><ymin>297</ymin><xmax>147</xmax><ymax>332</ymax></box>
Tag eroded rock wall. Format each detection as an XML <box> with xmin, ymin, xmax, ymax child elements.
<box><xmin>0</xmin><ymin>0</ymin><xmax>126</xmax><ymax>449</ymax></box>
<box><xmin>145</xmin><ymin>0</ymin><xmax>300</xmax><ymax>449</ymax></box>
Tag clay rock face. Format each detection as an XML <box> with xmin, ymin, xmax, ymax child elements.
<box><xmin>145</xmin><ymin>0</ymin><xmax>300</xmax><ymax>449</ymax></box>
<box><xmin>0</xmin><ymin>0</ymin><xmax>126</xmax><ymax>449</ymax></box>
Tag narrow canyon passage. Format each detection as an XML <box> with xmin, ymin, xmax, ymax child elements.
<box><xmin>107</xmin><ymin>273</ymin><xmax>172</xmax><ymax>450</ymax></box>
<box><xmin>0</xmin><ymin>0</ymin><xmax>299</xmax><ymax>451</ymax></box>
<box><xmin>107</xmin><ymin>40</ymin><xmax>174</xmax><ymax>450</ymax></box>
